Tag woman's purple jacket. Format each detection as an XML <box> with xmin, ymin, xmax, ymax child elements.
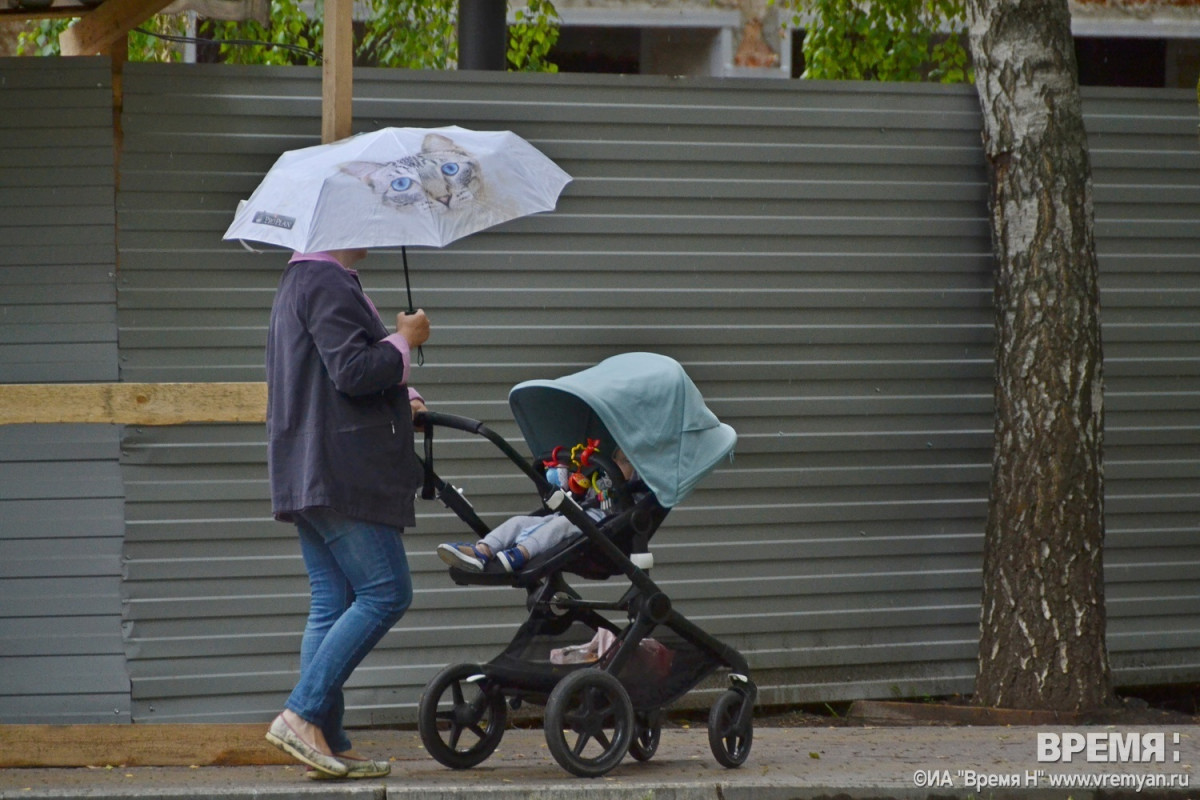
<box><xmin>266</xmin><ymin>256</ymin><xmax>422</xmax><ymax>530</ymax></box>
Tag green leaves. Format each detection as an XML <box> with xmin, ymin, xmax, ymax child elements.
<box><xmin>793</xmin><ymin>0</ymin><xmax>970</xmax><ymax>83</ymax></box>
<box><xmin>508</xmin><ymin>0</ymin><xmax>560</xmax><ymax>72</ymax></box>
<box><xmin>18</xmin><ymin>0</ymin><xmax>561</xmax><ymax>73</ymax></box>
<box><xmin>360</xmin><ymin>0</ymin><xmax>458</xmax><ymax>69</ymax></box>
<box><xmin>207</xmin><ymin>0</ymin><xmax>321</xmax><ymax>66</ymax></box>
<box><xmin>17</xmin><ymin>20</ymin><xmax>65</xmax><ymax>56</ymax></box>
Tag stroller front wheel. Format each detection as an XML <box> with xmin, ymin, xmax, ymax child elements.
<box><xmin>544</xmin><ymin>668</ymin><xmax>634</xmax><ymax>778</ymax></box>
<box><xmin>418</xmin><ymin>662</ymin><xmax>507</xmax><ymax>769</ymax></box>
<box><xmin>629</xmin><ymin>709</ymin><xmax>662</xmax><ymax>762</ymax></box>
<box><xmin>708</xmin><ymin>688</ymin><xmax>753</xmax><ymax>768</ymax></box>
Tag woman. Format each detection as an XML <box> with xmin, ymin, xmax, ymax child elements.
<box><xmin>263</xmin><ymin>248</ymin><xmax>429</xmax><ymax>779</ymax></box>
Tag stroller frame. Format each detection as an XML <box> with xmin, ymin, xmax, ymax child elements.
<box><xmin>415</xmin><ymin>411</ymin><xmax>758</xmax><ymax>778</ymax></box>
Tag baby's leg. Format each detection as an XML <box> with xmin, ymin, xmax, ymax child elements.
<box><xmin>516</xmin><ymin>515</ymin><xmax>583</xmax><ymax>560</ymax></box>
<box><xmin>480</xmin><ymin>515</ymin><xmax>545</xmax><ymax>556</ymax></box>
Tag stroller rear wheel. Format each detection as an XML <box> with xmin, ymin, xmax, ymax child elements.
<box><xmin>707</xmin><ymin>688</ymin><xmax>753</xmax><ymax>768</ymax></box>
<box><xmin>418</xmin><ymin>662</ymin><xmax>507</xmax><ymax>769</ymax></box>
<box><xmin>544</xmin><ymin>669</ymin><xmax>634</xmax><ymax>777</ymax></box>
<box><xmin>629</xmin><ymin>709</ymin><xmax>662</xmax><ymax>762</ymax></box>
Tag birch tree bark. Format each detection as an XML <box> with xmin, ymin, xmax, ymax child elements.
<box><xmin>967</xmin><ymin>0</ymin><xmax>1114</xmax><ymax>710</ymax></box>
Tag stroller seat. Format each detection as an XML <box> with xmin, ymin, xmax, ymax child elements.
<box><xmin>445</xmin><ymin>488</ymin><xmax>668</xmax><ymax>587</ymax></box>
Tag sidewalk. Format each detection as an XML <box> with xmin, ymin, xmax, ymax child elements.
<box><xmin>2</xmin><ymin>722</ymin><xmax>1197</xmax><ymax>800</ymax></box>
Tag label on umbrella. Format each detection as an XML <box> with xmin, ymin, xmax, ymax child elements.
<box><xmin>252</xmin><ymin>211</ymin><xmax>296</xmax><ymax>230</ymax></box>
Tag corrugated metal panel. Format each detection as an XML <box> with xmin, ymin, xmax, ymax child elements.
<box><xmin>0</xmin><ymin>58</ymin><xmax>118</xmax><ymax>383</ymax></box>
<box><xmin>0</xmin><ymin>57</ymin><xmax>128</xmax><ymax>724</ymax></box>
<box><xmin>1084</xmin><ymin>86</ymin><xmax>1200</xmax><ymax>685</ymax></box>
<box><xmin>116</xmin><ymin>64</ymin><xmax>1200</xmax><ymax>724</ymax></box>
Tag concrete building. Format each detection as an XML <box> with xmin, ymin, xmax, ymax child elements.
<box><xmin>546</xmin><ymin>0</ymin><xmax>1200</xmax><ymax>87</ymax></box>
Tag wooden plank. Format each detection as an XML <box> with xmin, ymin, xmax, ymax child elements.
<box><xmin>0</xmin><ymin>724</ymin><xmax>291</xmax><ymax>767</ymax></box>
<box><xmin>321</xmin><ymin>0</ymin><xmax>353</xmax><ymax>144</ymax></box>
<box><xmin>58</xmin><ymin>0</ymin><xmax>174</xmax><ymax>55</ymax></box>
<box><xmin>0</xmin><ymin>383</ymin><xmax>266</xmax><ymax>426</ymax></box>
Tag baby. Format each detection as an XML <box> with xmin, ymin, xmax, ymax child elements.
<box><xmin>438</xmin><ymin>448</ymin><xmax>636</xmax><ymax>573</ymax></box>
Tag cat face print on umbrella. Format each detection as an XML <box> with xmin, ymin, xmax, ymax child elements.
<box><xmin>223</xmin><ymin>126</ymin><xmax>571</xmax><ymax>252</ymax></box>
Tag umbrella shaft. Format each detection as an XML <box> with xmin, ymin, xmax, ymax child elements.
<box><xmin>402</xmin><ymin>246</ymin><xmax>415</xmax><ymax>313</ymax></box>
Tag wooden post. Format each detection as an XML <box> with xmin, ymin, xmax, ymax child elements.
<box><xmin>111</xmin><ymin>34</ymin><xmax>128</xmax><ymax>176</ymax></box>
<box><xmin>322</xmin><ymin>0</ymin><xmax>353</xmax><ymax>144</ymax></box>
<box><xmin>58</xmin><ymin>0</ymin><xmax>173</xmax><ymax>55</ymax></box>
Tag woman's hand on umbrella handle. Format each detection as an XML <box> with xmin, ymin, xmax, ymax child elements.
<box><xmin>397</xmin><ymin>309</ymin><xmax>430</xmax><ymax>348</ymax></box>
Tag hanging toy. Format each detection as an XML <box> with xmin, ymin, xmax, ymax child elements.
<box><xmin>567</xmin><ymin>471</ymin><xmax>591</xmax><ymax>494</ymax></box>
<box><xmin>566</xmin><ymin>438</ymin><xmax>602</xmax><ymax>497</ymax></box>
<box><xmin>571</xmin><ymin>438</ymin><xmax>601</xmax><ymax>469</ymax></box>
<box><xmin>592</xmin><ymin>471</ymin><xmax>614</xmax><ymax>511</ymax></box>
<box><xmin>542</xmin><ymin>445</ymin><xmax>569</xmax><ymax>488</ymax></box>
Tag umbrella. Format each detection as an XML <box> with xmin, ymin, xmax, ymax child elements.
<box><xmin>224</xmin><ymin>126</ymin><xmax>571</xmax><ymax>361</ymax></box>
<box><xmin>223</xmin><ymin>125</ymin><xmax>571</xmax><ymax>253</ymax></box>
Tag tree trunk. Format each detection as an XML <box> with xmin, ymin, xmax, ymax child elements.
<box><xmin>967</xmin><ymin>0</ymin><xmax>1113</xmax><ymax>711</ymax></box>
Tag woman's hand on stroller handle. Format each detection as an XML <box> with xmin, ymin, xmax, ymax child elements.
<box><xmin>410</xmin><ymin>398</ymin><xmax>428</xmax><ymax>431</ymax></box>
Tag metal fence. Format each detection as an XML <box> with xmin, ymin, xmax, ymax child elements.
<box><xmin>3</xmin><ymin>58</ymin><xmax>1199</xmax><ymax>724</ymax></box>
<box><xmin>0</xmin><ymin>57</ymin><xmax>128</xmax><ymax>723</ymax></box>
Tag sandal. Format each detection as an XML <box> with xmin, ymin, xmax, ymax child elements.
<box><xmin>437</xmin><ymin>542</ymin><xmax>487</xmax><ymax>571</ymax></box>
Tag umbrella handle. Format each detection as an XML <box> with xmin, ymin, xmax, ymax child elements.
<box><xmin>401</xmin><ymin>246</ymin><xmax>424</xmax><ymax>366</ymax></box>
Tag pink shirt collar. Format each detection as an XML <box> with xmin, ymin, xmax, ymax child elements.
<box><xmin>290</xmin><ymin>251</ymin><xmax>356</xmax><ymax>275</ymax></box>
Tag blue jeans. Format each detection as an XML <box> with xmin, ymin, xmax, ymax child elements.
<box><xmin>287</xmin><ymin>507</ymin><xmax>412</xmax><ymax>752</ymax></box>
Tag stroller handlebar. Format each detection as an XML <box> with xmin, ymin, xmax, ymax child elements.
<box><xmin>415</xmin><ymin>410</ymin><xmax>485</xmax><ymax>435</ymax></box>
<box><xmin>415</xmin><ymin>411</ymin><xmax>553</xmax><ymax>495</ymax></box>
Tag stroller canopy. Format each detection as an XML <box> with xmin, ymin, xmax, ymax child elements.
<box><xmin>508</xmin><ymin>352</ymin><xmax>736</xmax><ymax>508</ymax></box>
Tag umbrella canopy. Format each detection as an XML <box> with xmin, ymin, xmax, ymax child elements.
<box><xmin>508</xmin><ymin>353</ymin><xmax>737</xmax><ymax>508</ymax></box>
<box><xmin>223</xmin><ymin>126</ymin><xmax>571</xmax><ymax>252</ymax></box>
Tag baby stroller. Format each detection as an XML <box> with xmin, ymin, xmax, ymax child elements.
<box><xmin>415</xmin><ymin>352</ymin><xmax>757</xmax><ymax>778</ymax></box>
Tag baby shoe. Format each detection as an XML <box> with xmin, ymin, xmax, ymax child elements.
<box><xmin>497</xmin><ymin>547</ymin><xmax>528</xmax><ymax>573</ymax></box>
<box><xmin>437</xmin><ymin>543</ymin><xmax>486</xmax><ymax>571</ymax></box>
